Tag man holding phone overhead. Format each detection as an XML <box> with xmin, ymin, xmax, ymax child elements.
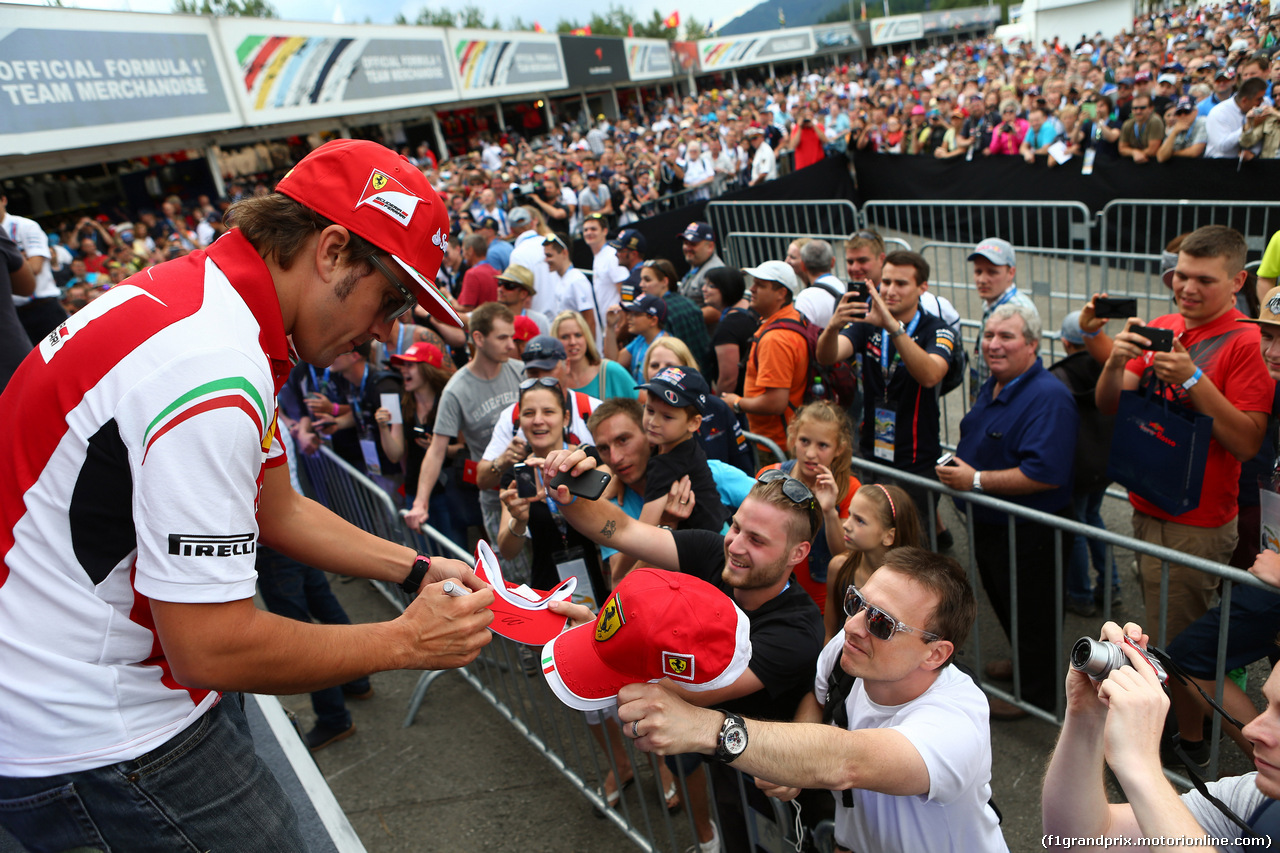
<box><xmin>1095</xmin><ymin>225</ymin><xmax>1274</xmax><ymax>645</ymax></box>
<box><xmin>817</xmin><ymin>251</ymin><xmax>955</xmax><ymax>522</ymax></box>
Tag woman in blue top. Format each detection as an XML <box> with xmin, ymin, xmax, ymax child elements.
<box><xmin>553</xmin><ymin>309</ymin><xmax>638</xmax><ymax>401</ymax></box>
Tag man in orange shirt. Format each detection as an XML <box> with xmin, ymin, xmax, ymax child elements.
<box><xmin>722</xmin><ymin>260</ymin><xmax>809</xmax><ymax>451</ymax></box>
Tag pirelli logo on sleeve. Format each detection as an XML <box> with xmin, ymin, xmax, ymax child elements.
<box><xmin>168</xmin><ymin>533</ymin><xmax>257</xmax><ymax>557</ymax></box>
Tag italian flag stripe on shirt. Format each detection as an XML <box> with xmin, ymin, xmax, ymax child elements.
<box><xmin>142</xmin><ymin>377</ymin><xmax>268</xmax><ymax>462</ymax></box>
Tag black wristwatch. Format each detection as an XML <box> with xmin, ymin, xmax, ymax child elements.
<box><xmin>400</xmin><ymin>555</ymin><xmax>431</xmax><ymax>595</ymax></box>
<box><xmin>714</xmin><ymin>711</ymin><xmax>748</xmax><ymax>763</ymax></box>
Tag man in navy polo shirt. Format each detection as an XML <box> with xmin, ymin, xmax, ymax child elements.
<box><xmin>936</xmin><ymin>303</ymin><xmax>1077</xmax><ymax>719</ymax></box>
<box><xmin>967</xmin><ymin>237</ymin><xmax>1038</xmax><ymax>408</ymax></box>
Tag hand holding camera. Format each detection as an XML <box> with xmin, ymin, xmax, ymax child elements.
<box><xmin>1066</xmin><ymin>622</ymin><xmax>1171</xmax><ymax>777</ymax></box>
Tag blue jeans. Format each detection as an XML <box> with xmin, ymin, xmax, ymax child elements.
<box><xmin>255</xmin><ymin>546</ymin><xmax>366</xmax><ymax>729</ymax></box>
<box><xmin>1067</xmin><ymin>489</ymin><xmax>1120</xmax><ymax>605</ymax></box>
<box><xmin>0</xmin><ymin>696</ymin><xmax>303</xmax><ymax>852</ymax></box>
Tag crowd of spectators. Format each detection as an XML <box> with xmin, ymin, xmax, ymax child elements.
<box><xmin>6</xmin><ymin>3</ymin><xmax>1280</xmax><ymax>849</ymax></box>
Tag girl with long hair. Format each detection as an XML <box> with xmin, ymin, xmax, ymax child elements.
<box><xmin>823</xmin><ymin>482</ymin><xmax>923</xmax><ymax>641</ymax></box>
<box><xmin>757</xmin><ymin>401</ymin><xmax>861</xmax><ymax>613</ymax></box>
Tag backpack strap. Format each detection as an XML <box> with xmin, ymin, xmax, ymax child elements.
<box><xmin>812</xmin><ymin>277</ymin><xmax>844</xmax><ymax>302</ymax></box>
<box><xmin>821</xmin><ymin>654</ymin><xmax>859</xmax><ymax>809</ymax></box>
<box><xmin>748</xmin><ymin>317</ymin><xmax>811</xmax><ymax>430</ymax></box>
<box><xmin>566</xmin><ymin>391</ymin><xmax>594</xmax><ymax>445</ymax></box>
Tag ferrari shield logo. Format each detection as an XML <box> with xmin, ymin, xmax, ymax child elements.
<box><xmin>662</xmin><ymin>652</ymin><xmax>695</xmax><ymax>680</ymax></box>
<box><xmin>372</xmin><ymin>172</ymin><xmax>389</xmax><ymax>191</ymax></box>
<box><xmin>594</xmin><ymin>596</ymin><xmax>625</xmax><ymax>642</ymax></box>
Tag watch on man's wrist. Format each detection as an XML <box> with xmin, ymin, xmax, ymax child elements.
<box><xmin>400</xmin><ymin>554</ymin><xmax>431</xmax><ymax>595</ymax></box>
<box><xmin>888</xmin><ymin>320</ymin><xmax>907</xmax><ymax>338</ymax></box>
<box><xmin>972</xmin><ymin>471</ymin><xmax>984</xmax><ymax>493</ymax></box>
<box><xmin>714</xmin><ymin>711</ymin><xmax>748</xmax><ymax>763</ymax></box>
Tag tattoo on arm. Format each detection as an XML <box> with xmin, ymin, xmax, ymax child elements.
<box><xmin>601</xmin><ymin>520</ymin><xmax>616</xmax><ymax>539</ymax></box>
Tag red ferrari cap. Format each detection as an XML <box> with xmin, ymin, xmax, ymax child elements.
<box><xmin>541</xmin><ymin>568</ymin><xmax>752</xmax><ymax>711</ymax></box>
<box><xmin>389</xmin><ymin>341</ymin><xmax>443</xmax><ymax>368</ymax></box>
<box><xmin>275</xmin><ymin>139</ymin><xmax>461</xmax><ymax>327</ymax></box>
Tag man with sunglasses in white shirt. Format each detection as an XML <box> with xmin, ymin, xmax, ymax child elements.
<box><xmin>541</xmin><ymin>450</ymin><xmax>825</xmax><ymax>853</ymax></box>
<box><xmin>610</xmin><ymin>543</ymin><xmax>1008</xmax><ymax>853</ymax></box>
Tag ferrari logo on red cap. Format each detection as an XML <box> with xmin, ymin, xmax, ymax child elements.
<box><xmin>662</xmin><ymin>652</ymin><xmax>695</xmax><ymax>680</ymax></box>
<box><xmin>357</xmin><ymin>169</ymin><xmax>420</xmax><ymax>228</ymax></box>
<box><xmin>594</xmin><ymin>596</ymin><xmax>625</xmax><ymax>642</ymax></box>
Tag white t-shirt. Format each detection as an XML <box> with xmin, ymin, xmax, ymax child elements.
<box><xmin>481</xmin><ymin>389</ymin><xmax>602</xmax><ymax>462</ymax></box>
<box><xmin>683</xmin><ymin>154</ymin><xmax>716</xmax><ymax>199</ymax></box>
<box><xmin>751</xmin><ymin>142</ymin><xmax>778</xmax><ymax>183</ymax></box>
<box><xmin>2</xmin><ymin>212</ymin><xmax>57</xmax><ymax>302</ymax></box>
<box><xmin>795</xmin><ymin>274</ymin><xmax>843</xmax><ymax>329</ymax></box>
<box><xmin>590</xmin><ymin>245</ymin><xmax>626</xmax><ymax>342</ymax></box>
<box><xmin>1205</xmin><ymin>97</ymin><xmax>1248</xmax><ymax>158</ymax></box>
<box><xmin>1182</xmin><ymin>772</ymin><xmax>1271</xmax><ymax>840</ymax></box>
<box><xmin>509</xmin><ymin>231</ymin><xmax>557</xmax><ymax>319</ymax></box>
<box><xmin>813</xmin><ymin>636</ymin><xmax>1009</xmax><ymax>853</ymax></box>
<box><xmin>551</xmin><ymin>267</ymin><xmax>596</xmax><ymax>321</ymax></box>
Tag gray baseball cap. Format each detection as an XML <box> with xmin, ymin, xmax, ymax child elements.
<box><xmin>968</xmin><ymin>238</ymin><xmax>1016</xmax><ymax>267</ymax></box>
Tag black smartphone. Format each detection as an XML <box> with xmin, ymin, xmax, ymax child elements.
<box><xmin>847</xmin><ymin>280</ymin><xmax>870</xmax><ymax>303</ymax></box>
<box><xmin>1132</xmin><ymin>325</ymin><xmax>1174</xmax><ymax>352</ymax></box>
<box><xmin>512</xmin><ymin>463</ymin><xmax>540</xmax><ymax>499</ymax></box>
<box><xmin>1094</xmin><ymin>297</ymin><xmax>1138</xmax><ymax>319</ymax></box>
<box><xmin>412</xmin><ymin>425</ymin><xmax>428</xmax><ymax>438</ymax></box>
<box><xmin>546</xmin><ymin>468</ymin><xmax>612</xmax><ymax>501</ymax></box>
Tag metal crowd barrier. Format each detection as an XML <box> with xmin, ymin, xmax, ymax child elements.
<box><xmin>707</xmin><ymin>199</ymin><xmax>861</xmax><ymax>269</ymax></box>
<box><xmin>862</xmin><ymin>199</ymin><xmax>1093</xmax><ymax>253</ymax></box>
<box><xmin>1097</xmin><ymin>199</ymin><xmax>1280</xmax><ymax>260</ymax></box>
<box><xmin>919</xmin><ymin>241</ymin><xmax>1174</xmax><ymax>351</ymax></box>
<box><xmin>294</xmin><ymin>443</ymin><xmax>817</xmax><ymax>853</ymax></box>
<box><xmin>913</xmin><ymin>240</ymin><xmax>1180</xmax><ymax>496</ymax></box>
<box><xmin>847</xmin><ymin>454</ymin><xmax>1275</xmax><ymax>787</ymax></box>
<box><xmin>742</xmin><ymin>430</ymin><xmax>788</xmax><ymax>469</ymax></box>
<box><xmin>637</xmin><ymin>183</ymin><xmax>713</xmax><ymax>217</ymax></box>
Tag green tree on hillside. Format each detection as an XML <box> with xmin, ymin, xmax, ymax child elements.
<box><xmin>173</xmin><ymin>0</ymin><xmax>277</xmax><ymax>15</ymax></box>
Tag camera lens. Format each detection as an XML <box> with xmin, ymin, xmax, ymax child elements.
<box><xmin>1070</xmin><ymin>637</ymin><xmax>1124</xmax><ymax>679</ymax></box>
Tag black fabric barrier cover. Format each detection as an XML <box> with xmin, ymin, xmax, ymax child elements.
<box><xmin>620</xmin><ymin>149</ymin><xmax>1280</xmax><ymax>276</ymax></box>
<box><xmin>851</xmin><ymin>150</ymin><xmax>1280</xmax><ymax>250</ymax></box>
<box><xmin>628</xmin><ymin>154</ymin><xmax>859</xmax><ymax>276</ymax></box>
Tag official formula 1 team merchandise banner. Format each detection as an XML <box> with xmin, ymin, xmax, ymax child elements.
<box><xmin>696</xmin><ymin>29</ymin><xmax>816</xmax><ymax>71</ymax></box>
<box><xmin>625</xmin><ymin>38</ymin><xmax>676</xmax><ymax>81</ymax></box>
<box><xmin>0</xmin><ymin>5</ymin><xmax>238</xmax><ymax>157</ymax></box>
<box><xmin>869</xmin><ymin>13</ymin><xmax>924</xmax><ymax>45</ymax></box>
<box><xmin>215</xmin><ymin>19</ymin><xmax>458</xmax><ymax>126</ymax></box>
<box><xmin>449</xmin><ymin>30</ymin><xmax>567</xmax><ymax>99</ymax></box>
<box><xmin>559</xmin><ymin>35</ymin><xmax>630</xmax><ymax>88</ymax></box>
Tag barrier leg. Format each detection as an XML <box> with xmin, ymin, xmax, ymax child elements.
<box><xmin>402</xmin><ymin>669</ymin><xmax>457</xmax><ymax>728</ymax></box>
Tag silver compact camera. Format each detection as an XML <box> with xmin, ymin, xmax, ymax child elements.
<box><xmin>1070</xmin><ymin>636</ymin><xmax>1168</xmax><ymax>685</ymax></box>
